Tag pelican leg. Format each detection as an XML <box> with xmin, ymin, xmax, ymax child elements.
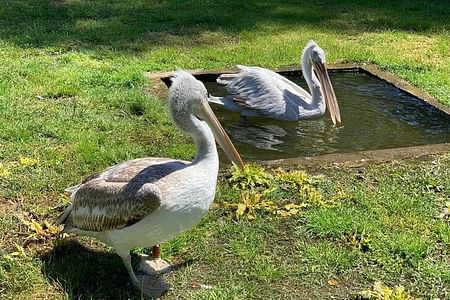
<box><xmin>121</xmin><ymin>254</ymin><xmax>139</xmax><ymax>286</ymax></box>
<box><xmin>121</xmin><ymin>253</ymin><xmax>170</xmax><ymax>298</ymax></box>
<box><xmin>138</xmin><ymin>245</ymin><xmax>172</xmax><ymax>275</ymax></box>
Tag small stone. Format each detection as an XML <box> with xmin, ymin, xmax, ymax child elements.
<box><xmin>199</xmin><ymin>284</ymin><xmax>213</xmax><ymax>289</ymax></box>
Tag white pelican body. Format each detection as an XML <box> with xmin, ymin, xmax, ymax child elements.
<box><xmin>73</xmin><ymin>157</ymin><xmax>217</xmax><ymax>251</ymax></box>
<box><xmin>56</xmin><ymin>71</ymin><xmax>244</xmax><ymax>296</ymax></box>
<box><xmin>209</xmin><ymin>41</ymin><xmax>341</xmax><ymax>124</ymax></box>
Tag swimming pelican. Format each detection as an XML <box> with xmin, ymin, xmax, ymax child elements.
<box><xmin>209</xmin><ymin>41</ymin><xmax>341</xmax><ymax>124</ymax></box>
<box><xmin>56</xmin><ymin>71</ymin><xmax>244</xmax><ymax>297</ymax></box>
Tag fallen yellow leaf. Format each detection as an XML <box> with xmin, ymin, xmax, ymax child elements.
<box><xmin>19</xmin><ymin>156</ymin><xmax>38</xmax><ymax>167</ymax></box>
<box><xmin>328</xmin><ymin>279</ymin><xmax>339</xmax><ymax>287</ymax></box>
<box><xmin>236</xmin><ymin>203</ymin><xmax>247</xmax><ymax>218</ymax></box>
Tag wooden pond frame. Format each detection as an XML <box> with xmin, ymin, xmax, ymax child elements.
<box><xmin>145</xmin><ymin>64</ymin><xmax>450</xmax><ymax>168</ymax></box>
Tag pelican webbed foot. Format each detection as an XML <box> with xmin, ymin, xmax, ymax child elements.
<box><xmin>121</xmin><ymin>253</ymin><xmax>171</xmax><ymax>298</ymax></box>
<box><xmin>133</xmin><ymin>273</ymin><xmax>171</xmax><ymax>298</ymax></box>
<box><xmin>139</xmin><ymin>254</ymin><xmax>172</xmax><ymax>275</ymax></box>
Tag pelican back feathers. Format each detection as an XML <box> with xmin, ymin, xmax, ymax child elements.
<box><xmin>56</xmin><ymin>158</ymin><xmax>191</xmax><ymax>232</ymax></box>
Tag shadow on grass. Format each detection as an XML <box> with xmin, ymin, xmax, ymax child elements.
<box><xmin>0</xmin><ymin>0</ymin><xmax>449</xmax><ymax>52</ymax></box>
<box><xmin>41</xmin><ymin>239</ymin><xmax>142</xmax><ymax>299</ymax></box>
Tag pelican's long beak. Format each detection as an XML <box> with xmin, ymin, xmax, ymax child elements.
<box><xmin>199</xmin><ymin>100</ymin><xmax>245</xmax><ymax>169</ymax></box>
<box><xmin>314</xmin><ymin>62</ymin><xmax>341</xmax><ymax>125</ymax></box>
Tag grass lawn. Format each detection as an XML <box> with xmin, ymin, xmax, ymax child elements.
<box><xmin>0</xmin><ymin>0</ymin><xmax>449</xmax><ymax>299</ymax></box>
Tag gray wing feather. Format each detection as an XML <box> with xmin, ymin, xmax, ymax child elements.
<box><xmin>60</xmin><ymin>158</ymin><xmax>188</xmax><ymax>232</ymax></box>
<box><xmin>217</xmin><ymin>65</ymin><xmax>311</xmax><ymax>121</ymax></box>
<box><xmin>69</xmin><ymin>179</ymin><xmax>161</xmax><ymax>232</ymax></box>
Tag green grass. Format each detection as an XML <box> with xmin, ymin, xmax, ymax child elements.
<box><xmin>1</xmin><ymin>0</ymin><xmax>450</xmax><ymax>299</ymax></box>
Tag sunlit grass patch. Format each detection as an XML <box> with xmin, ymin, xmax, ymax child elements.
<box><xmin>301</xmin><ymin>241</ymin><xmax>360</xmax><ymax>273</ymax></box>
<box><xmin>414</xmin><ymin>259</ymin><xmax>450</xmax><ymax>294</ymax></box>
<box><xmin>186</xmin><ymin>284</ymin><xmax>254</xmax><ymax>300</ymax></box>
<box><xmin>304</xmin><ymin>206</ymin><xmax>382</xmax><ymax>239</ymax></box>
<box><xmin>435</xmin><ymin>220</ymin><xmax>450</xmax><ymax>245</ymax></box>
<box><xmin>370</xmin><ymin>232</ymin><xmax>432</xmax><ymax>271</ymax></box>
<box><xmin>248</xmin><ymin>256</ymin><xmax>284</xmax><ymax>282</ymax></box>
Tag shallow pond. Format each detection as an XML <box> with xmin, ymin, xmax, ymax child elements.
<box><xmin>203</xmin><ymin>72</ymin><xmax>450</xmax><ymax>160</ymax></box>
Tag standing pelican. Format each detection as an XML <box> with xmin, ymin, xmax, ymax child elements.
<box><xmin>209</xmin><ymin>41</ymin><xmax>341</xmax><ymax>124</ymax></box>
<box><xmin>56</xmin><ymin>71</ymin><xmax>244</xmax><ymax>297</ymax></box>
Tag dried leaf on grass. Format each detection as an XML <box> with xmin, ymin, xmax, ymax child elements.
<box><xmin>16</xmin><ymin>214</ymin><xmax>62</xmax><ymax>244</ymax></box>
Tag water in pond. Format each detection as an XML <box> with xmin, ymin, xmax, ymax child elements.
<box><xmin>203</xmin><ymin>72</ymin><xmax>450</xmax><ymax>160</ymax></box>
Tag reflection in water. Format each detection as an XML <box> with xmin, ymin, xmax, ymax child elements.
<box><xmin>205</xmin><ymin>73</ymin><xmax>450</xmax><ymax>160</ymax></box>
<box><xmin>227</xmin><ymin>119</ymin><xmax>286</xmax><ymax>151</ymax></box>
<box><xmin>295</xmin><ymin>119</ymin><xmax>341</xmax><ymax>152</ymax></box>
